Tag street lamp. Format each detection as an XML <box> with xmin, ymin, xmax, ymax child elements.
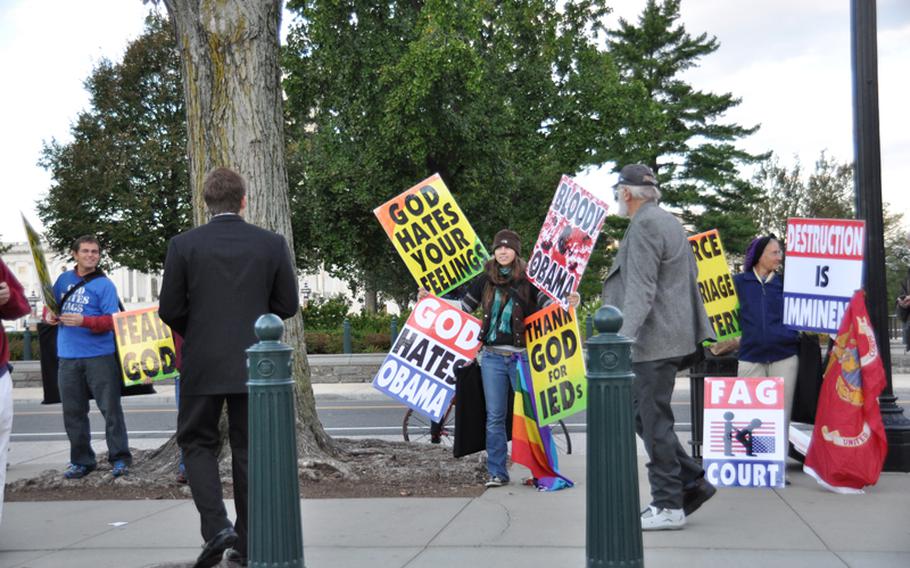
<box><xmin>22</xmin><ymin>291</ymin><xmax>38</xmax><ymax>360</ymax></box>
<box><xmin>301</xmin><ymin>283</ymin><xmax>311</xmax><ymax>309</ymax></box>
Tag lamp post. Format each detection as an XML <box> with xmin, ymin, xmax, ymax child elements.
<box><xmin>851</xmin><ymin>0</ymin><xmax>910</xmax><ymax>471</ymax></box>
<box><xmin>22</xmin><ymin>292</ymin><xmax>38</xmax><ymax>361</ymax></box>
<box><xmin>301</xmin><ymin>283</ymin><xmax>311</xmax><ymax>310</ymax></box>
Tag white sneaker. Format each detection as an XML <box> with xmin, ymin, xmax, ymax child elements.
<box><xmin>640</xmin><ymin>505</ymin><xmax>685</xmax><ymax>531</ymax></box>
<box><xmin>484</xmin><ymin>476</ymin><xmax>509</xmax><ymax>488</ymax></box>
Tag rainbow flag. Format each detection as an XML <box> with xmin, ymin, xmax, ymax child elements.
<box><xmin>511</xmin><ymin>354</ymin><xmax>573</xmax><ymax>491</ymax></box>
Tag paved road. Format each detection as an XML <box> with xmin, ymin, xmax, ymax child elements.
<box><xmin>13</xmin><ymin>387</ymin><xmax>910</xmax><ymax>442</ymax></box>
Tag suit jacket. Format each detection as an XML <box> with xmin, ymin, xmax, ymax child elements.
<box><xmin>158</xmin><ymin>215</ymin><xmax>299</xmax><ymax>395</ymax></box>
<box><xmin>601</xmin><ymin>202</ymin><xmax>714</xmax><ymax>363</ymax></box>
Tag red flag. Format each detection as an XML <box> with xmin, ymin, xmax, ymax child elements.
<box><xmin>804</xmin><ymin>290</ymin><xmax>888</xmax><ymax>491</ymax></box>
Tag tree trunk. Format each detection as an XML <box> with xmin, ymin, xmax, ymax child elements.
<box><xmin>363</xmin><ymin>286</ymin><xmax>378</xmax><ymax>314</ymax></box>
<box><xmin>162</xmin><ymin>0</ymin><xmax>337</xmax><ymax>458</ymax></box>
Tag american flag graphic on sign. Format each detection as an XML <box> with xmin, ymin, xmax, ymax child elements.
<box><xmin>709</xmin><ymin>420</ymin><xmax>777</xmax><ymax>455</ymax></box>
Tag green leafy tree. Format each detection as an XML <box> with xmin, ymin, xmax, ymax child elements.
<box><xmin>606</xmin><ymin>0</ymin><xmax>766</xmax><ymax>253</ymax></box>
<box><xmin>283</xmin><ymin>0</ymin><xmax>630</xmax><ymax>308</ymax></box>
<box><xmin>752</xmin><ymin>151</ymin><xmax>856</xmax><ymax>237</ymax></box>
<box><xmin>37</xmin><ymin>13</ymin><xmax>190</xmax><ymax>271</ymax></box>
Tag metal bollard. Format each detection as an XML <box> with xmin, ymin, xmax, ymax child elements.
<box><xmin>585</xmin><ymin>305</ymin><xmax>643</xmax><ymax>568</ymax></box>
<box><xmin>585</xmin><ymin>315</ymin><xmax>594</xmax><ymax>341</ymax></box>
<box><xmin>22</xmin><ymin>328</ymin><xmax>32</xmax><ymax>360</ymax></box>
<box><xmin>390</xmin><ymin>315</ymin><xmax>399</xmax><ymax>343</ymax></box>
<box><xmin>342</xmin><ymin>318</ymin><xmax>352</xmax><ymax>354</ymax></box>
<box><xmin>247</xmin><ymin>314</ymin><xmax>305</xmax><ymax>568</ymax></box>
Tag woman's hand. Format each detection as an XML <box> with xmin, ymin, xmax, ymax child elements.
<box><xmin>567</xmin><ymin>292</ymin><xmax>581</xmax><ymax>308</ymax></box>
<box><xmin>417</xmin><ymin>287</ymin><xmax>430</xmax><ymax>301</ymax></box>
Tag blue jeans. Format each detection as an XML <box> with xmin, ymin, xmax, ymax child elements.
<box><xmin>480</xmin><ymin>351</ymin><xmax>524</xmax><ymax>479</ymax></box>
<box><xmin>58</xmin><ymin>354</ymin><xmax>131</xmax><ymax>467</ymax></box>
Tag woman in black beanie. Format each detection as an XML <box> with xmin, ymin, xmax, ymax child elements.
<box><xmin>733</xmin><ymin>235</ymin><xmax>800</xmax><ymax>425</ymax></box>
<box><xmin>420</xmin><ymin>229</ymin><xmax>578</xmax><ymax>487</ymax></box>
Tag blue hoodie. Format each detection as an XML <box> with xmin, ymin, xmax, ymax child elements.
<box><xmin>733</xmin><ymin>270</ymin><xmax>799</xmax><ymax>363</ymax></box>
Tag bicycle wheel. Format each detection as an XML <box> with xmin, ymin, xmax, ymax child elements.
<box><xmin>402</xmin><ymin>404</ymin><xmax>456</xmax><ymax>446</ymax></box>
<box><xmin>549</xmin><ymin>420</ymin><xmax>572</xmax><ymax>455</ymax></box>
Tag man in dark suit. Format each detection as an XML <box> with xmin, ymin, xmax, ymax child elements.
<box><xmin>159</xmin><ymin>167</ymin><xmax>299</xmax><ymax>568</ymax></box>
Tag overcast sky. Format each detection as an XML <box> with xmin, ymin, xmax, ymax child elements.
<box><xmin>2</xmin><ymin>0</ymin><xmax>909</xmax><ymax>244</ymax></box>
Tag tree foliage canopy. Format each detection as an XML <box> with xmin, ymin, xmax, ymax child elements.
<box><xmin>283</xmin><ymin>0</ymin><xmax>630</xmax><ymax>306</ymax></box>
<box><xmin>33</xmin><ymin>1</ymin><xmax>771</xmax><ymax>308</ymax></box>
<box><xmin>605</xmin><ymin>0</ymin><xmax>766</xmax><ymax>253</ymax></box>
<box><xmin>37</xmin><ymin>13</ymin><xmax>190</xmax><ymax>271</ymax></box>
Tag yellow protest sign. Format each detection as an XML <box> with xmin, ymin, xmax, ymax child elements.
<box><xmin>113</xmin><ymin>307</ymin><xmax>179</xmax><ymax>386</ymax></box>
<box><xmin>374</xmin><ymin>174</ymin><xmax>489</xmax><ymax>296</ymax></box>
<box><xmin>21</xmin><ymin>214</ymin><xmax>59</xmax><ymax>314</ymax></box>
<box><xmin>688</xmin><ymin>229</ymin><xmax>741</xmax><ymax>342</ymax></box>
<box><xmin>524</xmin><ymin>303</ymin><xmax>586</xmax><ymax>426</ymax></box>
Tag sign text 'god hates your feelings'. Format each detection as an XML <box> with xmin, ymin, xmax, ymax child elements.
<box><xmin>374</xmin><ymin>174</ymin><xmax>489</xmax><ymax>297</ymax></box>
<box><xmin>372</xmin><ymin>296</ymin><xmax>482</xmax><ymax>421</ymax></box>
<box><xmin>526</xmin><ymin>176</ymin><xmax>608</xmax><ymax>308</ymax></box>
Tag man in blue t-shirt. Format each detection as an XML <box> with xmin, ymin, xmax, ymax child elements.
<box><xmin>45</xmin><ymin>235</ymin><xmax>131</xmax><ymax>479</ymax></box>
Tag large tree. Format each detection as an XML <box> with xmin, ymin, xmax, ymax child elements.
<box><xmin>161</xmin><ymin>0</ymin><xmax>334</xmax><ymax>457</ymax></box>
<box><xmin>751</xmin><ymin>151</ymin><xmax>853</xmax><ymax>238</ymax></box>
<box><xmin>283</xmin><ymin>0</ymin><xmax>630</xmax><ymax>308</ymax></box>
<box><xmin>606</xmin><ymin>0</ymin><xmax>766</xmax><ymax>253</ymax></box>
<box><xmin>37</xmin><ymin>14</ymin><xmax>191</xmax><ymax>271</ymax></box>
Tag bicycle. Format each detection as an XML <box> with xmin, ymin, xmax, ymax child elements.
<box><xmin>402</xmin><ymin>397</ymin><xmax>573</xmax><ymax>455</ymax></box>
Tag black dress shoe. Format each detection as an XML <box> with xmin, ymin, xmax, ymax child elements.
<box><xmin>683</xmin><ymin>477</ymin><xmax>717</xmax><ymax>517</ymax></box>
<box><xmin>225</xmin><ymin>548</ymin><xmax>248</xmax><ymax>566</ymax></box>
<box><xmin>194</xmin><ymin>527</ymin><xmax>238</xmax><ymax>568</ymax></box>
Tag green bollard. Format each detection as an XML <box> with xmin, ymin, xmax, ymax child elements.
<box><xmin>247</xmin><ymin>314</ymin><xmax>305</xmax><ymax>568</ymax></box>
<box><xmin>585</xmin><ymin>315</ymin><xmax>594</xmax><ymax>341</ymax></box>
<box><xmin>585</xmin><ymin>305</ymin><xmax>643</xmax><ymax>568</ymax></box>
<box><xmin>22</xmin><ymin>328</ymin><xmax>32</xmax><ymax>360</ymax></box>
<box><xmin>390</xmin><ymin>315</ymin><xmax>399</xmax><ymax>343</ymax></box>
<box><xmin>342</xmin><ymin>318</ymin><xmax>352</xmax><ymax>354</ymax></box>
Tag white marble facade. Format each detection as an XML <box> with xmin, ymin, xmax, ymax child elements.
<box><xmin>2</xmin><ymin>240</ymin><xmax>376</xmax><ymax>330</ymax></box>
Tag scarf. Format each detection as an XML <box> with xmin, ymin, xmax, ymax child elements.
<box><xmin>486</xmin><ymin>268</ymin><xmax>514</xmax><ymax>343</ymax></box>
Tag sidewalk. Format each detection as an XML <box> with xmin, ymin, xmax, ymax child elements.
<box><xmin>3</xmin><ymin>388</ymin><xmax>910</xmax><ymax>567</ymax></box>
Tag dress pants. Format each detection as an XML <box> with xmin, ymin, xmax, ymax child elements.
<box><xmin>177</xmin><ymin>393</ymin><xmax>249</xmax><ymax>554</ymax></box>
<box><xmin>632</xmin><ymin>357</ymin><xmax>703</xmax><ymax>510</ymax></box>
<box><xmin>738</xmin><ymin>354</ymin><xmax>800</xmax><ymax>437</ymax></box>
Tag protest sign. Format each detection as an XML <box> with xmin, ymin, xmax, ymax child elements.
<box><xmin>783</xmin><ymin>218</ymin><xmax>865</xmax><ymax>333</ymax></box>
<box><xmin>21</xmin><ymin>214</ymin><xmax>59</xmax><ymax>314</ymax></box>
<box><xmin>374</xmin><ymin>174</ymin><xmax>489</xmax><ymax>296</ymax></box>
<box><xmin>688</xmin><ymin>229</ymin><xmax>741</xmax><ymax>342</ymax></box>
<box><xmin>372</xmin><ymin>296</ymin><xmax>482</xmax><ymax>421</ymax></box>
<box><xmin>524</xmin><ymin>303</ymin><xmax>586</xmax><ymax>426</ymax></box>
<box><xmin>113</xmin><ymin>307</ymin><xmax>179</xmax><ymax>386</ymax></box>
<box><xmin>527</xmin><ymin>176</ymin><xmax>608</xmax><ymax>307</ymax></box>
<box><xmin>703</xmin><ymin>377</ymin><xmax>786</xmax><ymax>488</ymax></box>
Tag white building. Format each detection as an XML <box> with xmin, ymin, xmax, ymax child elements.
<box><xmin>1</xmin><ymin>240</ymin><xmax>386</xmax><ymax>330</ymax></box>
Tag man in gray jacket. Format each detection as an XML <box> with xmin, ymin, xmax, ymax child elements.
<box><xmin>602</xmin><ymin>164</ymin><xmax>716</xmax><ymax>531</ymax></box>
